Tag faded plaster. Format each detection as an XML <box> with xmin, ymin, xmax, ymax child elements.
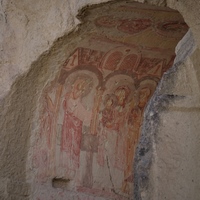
<box><xmin>28</xmin><ymin>2</ymin><xmax>187</xmax><ymax>199</ymax></box>
<box><xmin>0</xmin><ymin>0</ymin><xmax>200</xmax><ymax>200</ymax></box>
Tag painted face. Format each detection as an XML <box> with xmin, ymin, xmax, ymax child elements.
<box><xmin>115</xmin><ymin>88</ymin><xmax>126</xmax><ymax>105</ymax></box>
<box><xmin>106</xmin><ymin>98</ymin><xmax>113</xmax><ymax>108</ymax></box>
<box><xmin>72</xmin><ymin>79</ymin><xmax>86</xmax><ymax>99</ymax></box>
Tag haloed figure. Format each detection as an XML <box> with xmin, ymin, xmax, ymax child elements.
<box><xmin>113</xmin><ymin>86</ymin><xmax>130</xmax><ymax>171</ymax></box>
<box><xmin>61</xmin><ymin>76</ymin><xmax>93</xmax><ymax>177</ymax></box>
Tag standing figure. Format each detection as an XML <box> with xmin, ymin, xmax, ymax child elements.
<box><xmin>41</xmin><ymin>94</ymin><xmax>55</xmax><ymax>149</ymax></box>
<box><xmin>113</xmin><ymin>86</ymin><xmax>131</xmax><ymax>171</ymax></box>
<box><xmin>121</xmin><ymin>79</ymin><xmax>157</xmax><ymax>192</ymax></box>
<box><xmin>97</xmin><ymin>94</ymin><xmax>117</xmax><ymax>166</ymax></box>
<box><xmin>123</xmin><ymin>104</ymin><xmax>141</xmax><ymax>194</ymax></box>
<box><xmin>61</xmin><ymin>76</ymin><xmax>93</xmax><ymax>177</ymax></box>
<box><xmin>34</xmin><ymin>93</ymin><xmax>56</xmax><ymax>181</ymax></box>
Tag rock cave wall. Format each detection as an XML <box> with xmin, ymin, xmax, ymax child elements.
<box><xmin>0</xmin><ymin>0</ymin><xmax>200</xmax><ymax>200</ymax></box>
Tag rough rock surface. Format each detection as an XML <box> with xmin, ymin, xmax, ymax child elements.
<box><xmin>1</xmin><ymin>0</ymin><xmax>200</xmax><ymax>200</ymax></box>
<box><xmin>134</xmin><ymin>29</ymin><xmax>200</xmax><ymax>200</ymax></box>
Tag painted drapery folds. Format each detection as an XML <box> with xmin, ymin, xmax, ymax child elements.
<box><xmin>33</xmin><ymin>47</ymin><xmax>171</xmax><ymax>199</ymax></box>
<box><xmin>32</xmin><ymin>2</ymin><xmax>188</xmax><ymax>200</ymax></box>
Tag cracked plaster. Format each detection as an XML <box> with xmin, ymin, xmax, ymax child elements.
<box><xmin>1</xmin><ymin>0</ymin><xmax>200</xmax><ymax>200</ymax></box>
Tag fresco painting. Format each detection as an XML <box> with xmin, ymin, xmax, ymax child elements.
<box><xmin>96</xmin><ymin>16</ymin><xmax>152</xmax><ymax>35</ymax></box>
<box><xmin>33</xmin><ymin>46</ymin><xmax>168</xmax><ymax>198</ymax></box>
<box><xmin>31</xmin><ymin>2</ymin><xmax>188</xmax><ymax>200</ymax></box>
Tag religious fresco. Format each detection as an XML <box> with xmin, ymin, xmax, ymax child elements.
<box><xmin>31</xmin><ymin>2</ymin><xmax>188</xmax><ymax>200</ymax></box>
